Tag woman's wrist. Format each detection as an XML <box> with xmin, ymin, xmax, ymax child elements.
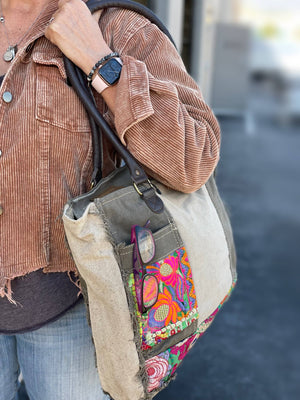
<box><xmin>81</xmin><ymin>44</ymin><xmax>113</xmax><ymax>75</ymax></box>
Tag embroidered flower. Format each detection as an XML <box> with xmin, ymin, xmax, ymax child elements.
<box><xmin>147</xmin><ymin>250</ymin><xmax>188</xmax><ymax>304</ymax></box>
<box><xmin>148</xmin><ymin>287</ymin><xmax>182</xmax><ymax>330</ymax></box>
<box><xmin>147</xmin><ymin>252</ymin><xmax>181</xmax><ymax>286</ymax></box>
<box><xmin>146</xmin><ymin>355</ymin><xmax>170</xmax><ymax>392</ymax></box>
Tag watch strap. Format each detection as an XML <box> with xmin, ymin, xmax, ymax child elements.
<box><xmin>92</xmin><ymin>74</ymin><xmax>110</xmax><ymax>94</ymax></box>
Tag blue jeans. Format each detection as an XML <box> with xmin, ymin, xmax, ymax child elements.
<box><xmin>0</xmin><ymin>300</ymin><xmax>109</xmax><ymax>400</ymax></box>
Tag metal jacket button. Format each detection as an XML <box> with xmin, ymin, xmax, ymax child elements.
<box><xmin>2</xmin><ymin>91</ymin><xmax>13</xmax><ymax>103</ymax></box>
<box><xmin>0</xmin><ymin>149</ymin><xmax>2</xmax><ymax>157</ymax></box>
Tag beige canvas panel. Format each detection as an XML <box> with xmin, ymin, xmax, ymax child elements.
<box><xmin>63</xmin><ymin>203</ymin><xmax>144</xmax><ymax>400</ymax></box>
<box><xmin>156</xmin><ymin>183</ymin><xmax>233</xmax><ymax>325</ymax></box>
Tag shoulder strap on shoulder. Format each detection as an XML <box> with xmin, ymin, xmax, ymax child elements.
<box><xmin>86</xmin><ymin>0</ymin><xmax>176</xmax><ymax>47</ymax></box>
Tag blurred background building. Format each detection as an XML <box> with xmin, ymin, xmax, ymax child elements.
<box><xmin>135</xmin><ymin>0</ymin><xmax>300</xmax><ymax>123</ymax></box>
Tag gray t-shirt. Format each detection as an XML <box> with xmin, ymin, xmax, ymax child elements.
<box><xmin>0</xmin><ymin>269</ymin><xmax>81</xmax><ymax>333</ymax></box>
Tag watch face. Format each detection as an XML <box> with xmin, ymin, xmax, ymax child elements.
<box><xmin>99</xmin><ymin>58</ymin><xmax>122</xmax><ymax>85</ymax></box>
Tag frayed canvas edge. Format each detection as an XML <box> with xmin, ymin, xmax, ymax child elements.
<box><xmin>118</xmin><ymin>266</ymin><xmax>150</xmax><ymax>396</ymax></box>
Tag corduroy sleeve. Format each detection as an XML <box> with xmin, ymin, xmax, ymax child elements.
<box><xmin>101</xmin><ymin>10</ymin><xmax>221</xmax><ymax>193</ymax></box>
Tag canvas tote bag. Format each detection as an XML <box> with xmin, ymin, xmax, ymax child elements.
<box><xmin>62</xmin><ymin>1</ymin><xmax>237</xmax><ymax>399</ymax></box>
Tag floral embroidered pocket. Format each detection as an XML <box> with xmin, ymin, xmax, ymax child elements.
<box><xmin>122</xmin><ymin>223</ymin><xmax>201</xmax><ymax>394</ymax></box>
<box><xmin>129</xmin><ymin>244</ymin><xmax>199</xmax><ymax>352</ymax></box>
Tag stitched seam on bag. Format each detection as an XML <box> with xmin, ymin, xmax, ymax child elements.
<box><xmin>100</xmin><ymin>187</ymin><xmax>135</xmax><ymax>205</ymax></box>
<box><xmin>119</xmin><ymin>229</ymin><xmax>181</xmax><ymax>257</ymax></box>
<box><xmin>163</xmin><ymin>207</ymin><xmax>182</xmax><ymax>249</ymax></box>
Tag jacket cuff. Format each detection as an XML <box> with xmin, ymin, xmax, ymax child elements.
<box><xmin>113</xmin><ymin>55</ymin><xmax>154</xmax><ymax>145</ymax></box>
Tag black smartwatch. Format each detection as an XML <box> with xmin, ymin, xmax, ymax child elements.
<box><xmin>98</xmin><ymin>57</ymin><xmax>123</xmax><ymax>86</ymax></box>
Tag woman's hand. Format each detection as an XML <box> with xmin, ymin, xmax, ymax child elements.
<box><xmin>45</xmin><ymin>0</ymin><xmax>112</xmax><ymax>75</ymax></box>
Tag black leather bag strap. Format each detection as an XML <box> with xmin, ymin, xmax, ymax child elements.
<box><xmin>63</xmin><ymin>0</ymin><xmax>172</xmax><ymax>213</ymax></box>
<box><xmin>64</xmin><ymin>57</ymin><xmax>149</xmax><ymax>185</ymax></box>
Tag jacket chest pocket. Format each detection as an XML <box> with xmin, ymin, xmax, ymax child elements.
<box><xmin>35</xmin><ymin>63</ymin><xmax>91</xmax><ymax>133</ymax></box>
<box><xmin>34</xmin><ymin>62</ymin><xmax>94</xmax><ymax>203</ymax></box>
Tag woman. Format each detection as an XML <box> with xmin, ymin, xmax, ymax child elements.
<box><xmin>0</xmin><ymin>0</ymin><xmax>221</xmax><ymax>398</ymax></box>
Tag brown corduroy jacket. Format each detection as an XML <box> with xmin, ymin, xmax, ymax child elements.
<box><xmin>0</xmin><ymin>1</ymin><xmax>221</xmax><ymax>296</ymax></box>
